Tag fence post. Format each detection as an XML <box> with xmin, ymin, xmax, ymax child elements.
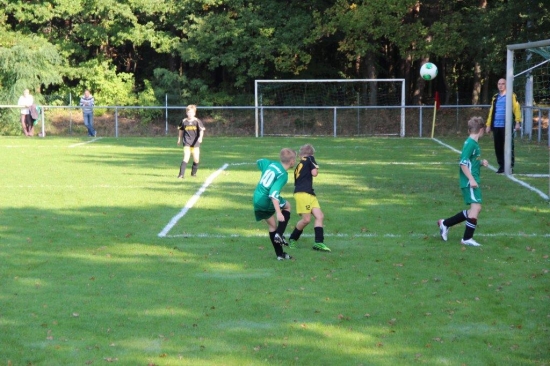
<box><xmin>333</xmin><ymin>107</ymin><xmax>337</xmax><ymax>137</ymax></box>
<box><xmin>419</xmin><ymin>106</ymin><xmax>423</xmax><ymax>137</ymax></box>
<box><xmin>260</xmin><ymin>107</ymin><xmax>264</xmax><ymax>137</ymax></box>
<box><xmin>165</xmin><ymin>94</ymin><xmax>168</xmax><ymax>135</ymax></box>
<box><xmin>537</xmin><ymin>108</ymin><xmax>542</xmax><ymax>142</ymax></box>
<box><xmin>69</xmin><ymin>92</ymin><xmax>72</xmax><ymax>134</ymax></box>
<box><xmin>115</xmin><ymin>106</ymin><xmax>119</xmax><ymax>138</ymax></box>
<box><xmin>41</xmin><ymin>107</ymin><xmax>45</xmax><ymax>137</ymax></box>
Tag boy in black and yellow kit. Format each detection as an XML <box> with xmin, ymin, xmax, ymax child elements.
<box><xmin>288</xmin><ymin>144</ymin><xmax>330</xmax><ymax>252</ymax></box>
<box><xmin>177</xmin><ymin>105</ymin><xmax>205</xmax><ymax>178</ymax></box>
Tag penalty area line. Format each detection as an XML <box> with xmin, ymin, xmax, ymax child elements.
<box><xmin>157</xmin><ymin>163</ymin><xmax>229</xmax><ymax>238</ymax></box>
<box><xmin>68</xmin><ymin>137</ymin><xmax>103</xmax><ymax>148</ymax></box>
<box><xmin>162</xmin><ymin>232</ymin><xmax>550</xmax><ymax>239</ymax></box>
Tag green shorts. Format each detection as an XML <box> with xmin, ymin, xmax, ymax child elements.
<box><xmin>254</xmin><ymin>197</ymin><xmax>288</xmax><ymax>221</ymax></box>
<box><xmin>461</xmin><ymin>187</ymin><xmax>482</xmax><ymax>205</ymax></box>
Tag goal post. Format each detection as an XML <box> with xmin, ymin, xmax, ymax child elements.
<box><xmin>505</xmin><ymin>39</ymin><xmax>550</xmax><ymax>176</ymax></box>
<box><xmin>254</xmin><ymin>79</ymin><xmax>406</xmax><ymax>138</ymax></box>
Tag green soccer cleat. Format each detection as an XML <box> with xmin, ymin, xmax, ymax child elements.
<box><xmin>312</xmin><ymin>243</ymin><xmax>331</xmax><ymax>252</ymax></box>
<box><xmin>288</xmin><ymin>239</ymin><xmax>297</xmax><ymax>249</ymax></box>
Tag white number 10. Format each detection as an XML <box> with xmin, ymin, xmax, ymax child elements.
<box><xmin>260</xmin><ymin>171</ymin><xmax>275</xmax><ymax>187</ymax></box>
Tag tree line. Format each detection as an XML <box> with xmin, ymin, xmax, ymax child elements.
<box><xmin>0</xmin><ymin>0</ymin><xmax>548</xmax><ymax>131</ymax></box>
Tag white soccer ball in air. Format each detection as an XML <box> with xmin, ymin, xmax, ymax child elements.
<box><xmin>420</xmin><ymin>62</ymin><xmax>438</xmax><ymax>81</ymax></box>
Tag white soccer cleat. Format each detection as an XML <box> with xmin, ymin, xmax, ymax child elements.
<box><xmin>438</xmin><ymin>219</ymin><xmax>449</xmax><ymax>241</ymax></box>
<box><xmin>461</xmin><ymin>238</ymin><xmax>481</xmax><ymax>247</ymax></box>
<box><xmin>274</xmin><ymin>233</ymin><xmax>284</xmax><ymax>245</ymax></box>
<box><xmin>277</xmin><ymin>252</ymin><xmax>292</xmax><ymax>260</ymax></box>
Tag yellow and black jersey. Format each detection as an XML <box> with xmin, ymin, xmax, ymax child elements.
<box><xmin>294</xmin><ymin>155</ymin><xmax>318</xmax><ymax>195</ymax></box>
<box><xmin>178</xmin><ymin>117</ymin><xmax>205</xmax><ymax>146</ymax></box>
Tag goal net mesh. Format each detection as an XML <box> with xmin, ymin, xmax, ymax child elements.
<box><xmin>255</xmin><ymin>80</ymin><xmax>405</xmax><ymax>136</ymax></box>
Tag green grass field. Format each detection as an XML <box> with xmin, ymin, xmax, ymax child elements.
<box><xmin>1</xmin><ymin>136</ymin><xmax>548</xmax><ymax>366</ymax></box>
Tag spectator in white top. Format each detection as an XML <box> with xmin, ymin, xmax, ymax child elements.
<box><xmin>80</xmin><ymin>89</ymin><xmax>96</xmax><ymax>137</ymax></box>
<box><xmin>17</xmin><ymin>89</ymin><xmax>34</xmax><ymax>136</ymax></box>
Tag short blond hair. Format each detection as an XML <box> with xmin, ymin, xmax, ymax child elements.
<box><xmin>468</xmin><ymin>116</ymin><xmax>485</xmax><ymax>133</ymax></box>
<box><xmin>186</xmin><ymin>104</ymin><xmax>197</xmax><ymax>112</ymax></box>
<box><xmin>299</xmin><ymin>144</ymin><xmax>315</xmax><ymax>157</ymax></box>
<box><xmin>280</xmin><ymin>148</ymin><xmax>296</xmax><ymax>164</ymax></box>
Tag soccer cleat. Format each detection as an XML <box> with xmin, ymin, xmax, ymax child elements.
<box><xmin>273</xmin><ymin>233</ymin><xmax>285</xmax><ymax>245</ymax></box>
<box><xmin>281</xmin><ymin>235</ymin><xmax>289</xmax><ymax>246</ymax></box>
<box><xmin>438</xmin><ymin>219</ymin><xmax>449</xmax><ymax>241</ymax></box>
<box><xmin>177</xmin><ymin>175</ymin><xmax>184</xmax><ymax>179</ymax></box>
<box><xmin>288</xmin><ymin>239</ymin><xmax>297</xmax><ymax>249</ymax></box>
<box><xmin>496</xmin><ymin>167</ymin><xmax>504</xmax><ymax>174</ymax></box>
<box><xmin>312</xmin><ymin>243</ymin><xmax>331</xmax><ymax>252</ymax></box>
<box><xmin>277</xmin><ymin>252</ymin><xmax>292</xmax><ymax>260</ymax></box>
<box><xmin>461</xmin><ymin>238</ymin><xmax>481</xmax><ymax>247</ymax></box>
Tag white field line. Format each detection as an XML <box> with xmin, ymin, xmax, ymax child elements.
<box><xmin>164</xmin><ymin>232</ymin><xmax>550</xmax><ymax>239</ymax></box>
<box><xmin>68</xmin><ymin>137</ymin><xmax>103</xmax><ymax>148</ymax></box>
<box><xmin>157</xmin><ymin>163</ymin><xmax>229</xmax><ymax>237</ymax></box>
<box><xmin>3</xmin><ymin>145</ymin><xmax>75</xmax><ymax>148</ymax></box>
<box><xmin>324</xmin><ymin>161</ymin><xmax>457</xmax><ymax>165</ymax></box>
<box><xmin>514</xmin><ymin>174</ymin><xmax>550</xmax><ymax>178</ymax></box>
<box><xmin>432</xmin><ymin>138</ymin><xmax>549</xmax><ymax>200</ymax></box>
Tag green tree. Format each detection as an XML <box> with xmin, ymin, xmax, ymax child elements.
<box><xmin>0</xmin><ymin>30</ymin><xmax>62</xmax><ymax>134</ymax></box>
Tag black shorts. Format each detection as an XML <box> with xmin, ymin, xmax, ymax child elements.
<box><xmin>23</xmin><ymin>114</ymin><xmax>33</xmax><ymax>128</ymax></box>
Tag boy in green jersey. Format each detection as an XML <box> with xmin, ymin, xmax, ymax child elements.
<box><xmin>253</xmin><ymin>148</ymin><xmax>297</xmax><ymax>260</ymax></box>
<box><xmin>438</xmin><ymin>116</ymin><xmax>489</xmax><ymax>246</ymax></box>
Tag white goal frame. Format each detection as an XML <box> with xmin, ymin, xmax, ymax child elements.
<box><xmin>505</xmin><ymin>39</ymin><xmax>550</xmax><ymax>175</ymax></box>
<box><xmin>254</xmin><ymin>79</ymin><xmax>406</xmax><ymax>138</ymax></box>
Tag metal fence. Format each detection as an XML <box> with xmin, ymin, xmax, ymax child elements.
<box><xmin>1</xmin><ymin>104</ymin><xmax>549</xmax><ymax>145</ymax></box>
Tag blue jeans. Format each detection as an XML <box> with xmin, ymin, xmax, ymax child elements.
<box><xmin>83</xmin><ymin>113</ymin><xmax>96</xmax><ymax>136</ymax></box>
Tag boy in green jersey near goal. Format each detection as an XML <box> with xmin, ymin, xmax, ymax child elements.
<box><xmin>438</xmin><ymin>116</ymin><xmax>489</xmax><ymax>247</ymax></box>
<box><xmin>287</xmin><ymin>143</ymin><xmax>331</xmax><ymax>252</ymax></box>
<box><xmin>253</xmin><ymin>148</ymin><xmax>297</xmax><ymax>260</ymax></box>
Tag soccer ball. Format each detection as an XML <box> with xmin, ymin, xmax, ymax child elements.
<box><xmin>420</xmin><ymin>62</ymin><xmax>438</xmax><ymax>81</ymax></box>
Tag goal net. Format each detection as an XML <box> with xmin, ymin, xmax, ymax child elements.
<box><xmin>507</xmin><ymin>39</ymin><xmax>550</xmax><ymax>199</ymax></box>
<box><xmin>254</xmin><ymin>79</ymin><xmax>406</xmax><ymax>137</ymax></box>
<box><xmin>512</xmin><ymin>42</ymin><xmax>550</xmax><ymax>142</ymax></box>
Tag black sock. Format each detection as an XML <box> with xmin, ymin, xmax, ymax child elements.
<box><xmin>314</xmin><ymin>226</ymin><xmax>324</xmax><ymax>243</ymax></box>
<box><xmin>463</xmin><ymin>218</ymin><xmax>477</xmax><ymax>240</ymax></box>
<box><xmin>277</xmin><ymin>210</ymin><xmax>291</xmax><ymax>236</ymax></box>
<box><xmin>289</xmin><ymin>228</ymin><xmax>303</xmax><ymax>241</ymax></box>
<box><xmin>269</xmin><ymin>231</ymin><xmax>284</xmax><ymax>256</ymax></box>
<box><xmin>444</xmin><ymin>210</ymin><xmax>468</xmax><ymax>228</ymax></box>
<box><xmin>191</xmin><ymin>162</ymin><xmax>199</xmax><ymax>176</ymax></box>
<box><xmin>179</xmin><ymin>161</ymin><xmax>188</xmax><ymax>177</ymax></box>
